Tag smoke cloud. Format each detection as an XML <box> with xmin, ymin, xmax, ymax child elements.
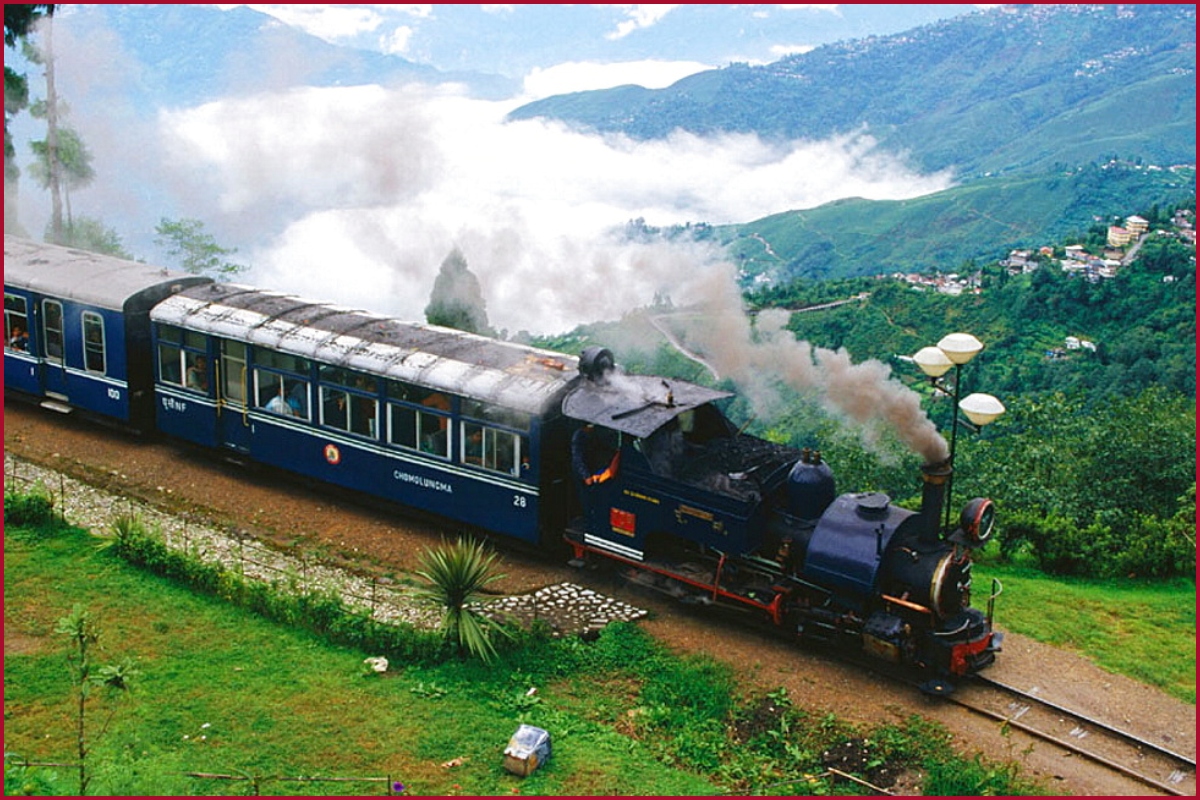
<box><xmin>665</xmin><ymin>269</ymin><xmax>950</xmax><ymax>462</ymax></box>
<box><xmin>11</xmin><ymin>11</ymin><xmax>954</xmax><ymax>458</ymax></box>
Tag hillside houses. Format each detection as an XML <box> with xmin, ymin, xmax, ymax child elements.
<box><xmin>1002</xmin><ymin>211</ymin><xmax>1192</xmax><ymax>284</ymax></box>
<box><xmin>890</xmin><ymin>270</ymin><xmax>982</xmax><ymax>295</ymax></box>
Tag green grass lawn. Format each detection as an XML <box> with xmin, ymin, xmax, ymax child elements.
<box><xmin>973</xmin><ymin>560</ymin><xmax>1196</xmax><ymax>704</ymax></box>
<box><xmin>4</xmin><ymin>524</ymin><xmax>719</xmax><ymax>796</ymax></box>
<box><xmin>11</xmin><ymin>507</ymin><xmax>1189</xmax><ymax>796</ymax></box>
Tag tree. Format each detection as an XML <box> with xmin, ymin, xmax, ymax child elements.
<box><xmin>54</xmin><ymin>604</ymin><xmax>138</xmax><ymax>796</ymax></box>
<box><xmin>56</xmin><ymin>216</ymin><xmax>133</xmax><ymax>258</ymax></box>
<box><xmin>29</xmin><ymin>124</ymin><xmax>95</xmax><ymax>229</ymax></box>
<box><xmin>4</xmin><ymin>4</ymin><xmax>55</xmax><ymax>232</ymax></box>
<box><xmin>154</xmin><ymin>217</ymin><xmax>248</xmax><ymax>277</ymax></box>
<box><xmin>415</xmin><ymin>536</ymin><xmax>510</xmax><ymax>662</ymax></box>
<box><xmin>424</xmin><ymin>247</ymin><xmax>493</xmax><ymax>335</ymax></box>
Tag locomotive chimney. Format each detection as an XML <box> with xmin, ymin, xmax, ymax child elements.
<box><xmin>919</xmin><ymin>459</ymin><xmax>953</xmax><ymax>545</ymax></box>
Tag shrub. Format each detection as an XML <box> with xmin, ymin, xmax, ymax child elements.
<box><xmin>4</xmin><ymin>483</ymin><xmax>59</xmax><ymax>527</ymax></box>
<box><xmin>415</xmin><ymin>536</ymin><xmax>510</xmax><ymax>662</ymax></box>
<box><xmin>997</xmin><ymin>503</ymin><xmax>1195</xmax><ymax>579</ymax></box>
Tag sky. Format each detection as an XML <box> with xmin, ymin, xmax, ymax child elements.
<box><xmin>8</xmin><ymin>4</ymin><xmax>983</xmax><ymax>336</ymax></box>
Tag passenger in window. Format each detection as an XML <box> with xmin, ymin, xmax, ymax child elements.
<box><xmin>186</xmin><ymin>355</ymin><xmax>209</xmax><ymax>392</ymax></box>
<box><xmin>465</xmin><ymin>427</ymin><xmax>484</xmax><ymax>465</ymax></box>
<box><xmin>266</xmin><ymin>390</ymin><xmax>295</xmax><ymax>416</ymax></box>
<box><xmin>325</xmin><ymin>392</ymin><xmax>348</xmax><ymax>428</ymax></box>
<box><xmin>8</xmin><ymin>326</ymin><xmax>28</xmax><ymax>351</ymax></box>
<box><xmin>422</xmin><ymin>392</ymin><xmax>451</xmax><ymax>430</ymax></box>
<box><xmin>287</xmin><ymin>380</ymin><xmax>308</xmax><ymax>416</ymax></box>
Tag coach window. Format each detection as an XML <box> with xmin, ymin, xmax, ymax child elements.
<box><xmin>5</xmin><ymin>294</ymin><xmax>29</xmax><ymax>351</ymax></box>
<box><xmin>385</xmin><ymin>381</ymin><xmax>452</xmax><ymax>458</ymax></box>
<box><xmin>81</xmin><ymin>312</ymin><xmax>106</xmax><ymax>374</ymax></box>
<box><xmin>42</xmin><ymin>300</ymin><xmax>64</xmax><ymax>364</ymax></box>
<box><xmin>157</xmin><ymin>325</ymin><xmax>209</xmax><ymax>392</ymax></box>
<box><xmin>460</xmin><ymin>399</ymin><xmax>530</xmax><ymax>478</ymax></box>
<box><xmin>220</xmin><ymin>340</ymin><xmax>247</xmax><ymax>404</ymax></box>
<box><xmin>319</xmin><ymin>366</ymin><xmax>378</xmax><ymax>437</ymax></box>
<box><xmin>254</xmin><ymin>350</ymin><xmax>311</xmax><ymax>420</ymax></box>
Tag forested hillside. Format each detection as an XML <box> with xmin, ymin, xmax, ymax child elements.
<box><xmin>707</xmin><ymin>163</ymin><xmax>1196</xmax><ymax>285</ymax></box>
<box><xmin>510</xmin><ymin>4</ymin><xmax>1196</xmax><ymax>179</ymax></box>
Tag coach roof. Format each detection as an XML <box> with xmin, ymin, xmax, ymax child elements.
<box><xmin>152</xmin><ymin>282</ymin><xmax>580</xmax><ymax>415</ymax></box>
<box><xmin>3</xmin><ymin>235</ymin><xmax>210</xmax><ymax>312</ymax></box>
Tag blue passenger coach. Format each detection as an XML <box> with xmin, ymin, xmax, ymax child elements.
<box><xmin>3</xmin><ymin>235</ymin><xmax>211</xmax><ymax>428</ymax></box>
<box><xmin>150</xmin><ymin>283</ymin><xmax>580</xmax><ymax>544</ymax></box>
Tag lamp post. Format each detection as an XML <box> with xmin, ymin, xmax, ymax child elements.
<box><xmin>912</xmin><ymin>333</ymin><xmax>1005</xmax><ymax>535</ymax></box>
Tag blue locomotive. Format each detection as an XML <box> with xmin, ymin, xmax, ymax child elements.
<box><xmin>4</xmin><ymin>235</ymin><xmax>1001</xmax><ymax>689</ymax></box>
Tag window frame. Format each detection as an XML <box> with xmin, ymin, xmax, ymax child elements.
<box><xmin>459</xmin><ymin>399</ymin><xmax>530</xmax><ymax>478</ymax></box>
<box><xmin>42</xmin><ymin>299</ymin><xmax>64</xmax><ymax>364</ymax></box>
<box><xmin>157</xmin><ymin>324</ymin><xmax>210</xmax><ymax>393</ymax></box>
<box><xmin>254</xmin><ymin>353</ymin><xmax>312</xmax><ymax>421</ymax></box>
<box><xmin>317</xmin><ymin>365</ymin><xmax>378</xmax><ymax>438</ymax></box>
<box><xmin>81</xmin><ymin>311</ymin><xmax>107</xmax><ymax>374</ymax></box>
<box><xmin>4</xmin><ymin>293</ymin><xmax>29</xmax><ymax>353</ymax></box>
<box><xmin>384</xmin><ymin>380</ymin><xmax>453</xmax><ymax>458</ymax></box>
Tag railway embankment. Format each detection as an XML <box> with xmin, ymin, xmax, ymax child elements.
<box><xmin>4</xmin><ymin>453</ymin><xmax>646</xmax><ymax>637</ymax></box>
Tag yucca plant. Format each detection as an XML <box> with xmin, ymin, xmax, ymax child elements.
<box><xmin>415</xmin><ymin>535</ymin><xmax>510</xmax><ymax>662</ymax></box>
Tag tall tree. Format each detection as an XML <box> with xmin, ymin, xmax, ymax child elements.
<box><xmin>154</xmin><ymin>217</ymin><xmax>248</xmax><ymax>277</ymax></box>
<box><xmin>29</xmin><ymin>124</ymin><xmax>95</xmax><ymax>229</ymax></box>
<box><xmin>4</xmin><ymin>4</ymin><xmax>55</xmax><ymax>233</ymax></box>
<box><xmin>58</xmin><ymin>216</ymin><xmax>133</xmax><ymax>259</ymax></box>
<box><xmin>424</xmin><ymin>247</ymin><xmax>493</xmax><ymax>335</ymax></box>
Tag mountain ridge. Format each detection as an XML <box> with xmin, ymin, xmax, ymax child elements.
<box><xmin>508</xmin><ymin>4</ymin><xmax>1196</xmax><ymax>179</ymax></box>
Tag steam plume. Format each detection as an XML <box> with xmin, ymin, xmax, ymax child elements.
<box><xmin>672</xmin><ymin>264</ymin><xmax>949</xmax><ymax>463</ymax></box>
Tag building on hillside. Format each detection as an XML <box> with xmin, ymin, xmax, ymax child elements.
<box><xmin>1002</xmin><ymin>249</ymin><xmax>1037</xmax><ymax>274</ymax></box>
<box><xmin>1065</xmin><ymin>336</ymin><xmax>1097</xmax><ymax>352</ymax></box>
<box><xmin>1124</xmin><ymin>215</ymin><xmax>1149</xmax><ymax>236</ymax></box>
<box><xmin>1107</xmin><ymin>226</ymin><xmax>1133</xmax><ymax>247</ymax></box>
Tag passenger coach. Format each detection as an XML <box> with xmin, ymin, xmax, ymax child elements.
<box><xmin>3</xmin><ymin>235</ymin><xmax>210</xmax><ymax>428</ymax></box>
<box><xmin>149</xmin><ymin>282</ymin><xmax>580</xmax><ymax>544</ymax></box>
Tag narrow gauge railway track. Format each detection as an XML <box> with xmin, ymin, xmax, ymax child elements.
<box><xmin>951</xmin><ymin>675</ymin><xmax>1196</xmax><ymax>796</ymax></box>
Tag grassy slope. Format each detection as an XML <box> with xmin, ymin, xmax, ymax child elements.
<box><xmin>5</xmin><ymin>517</ymin><xmax>1191</xmax><ymax>797</ymax></box>
<box><xmin>3</xmin><ymin>526</ymin><xmax>717</xmax><ymax>796</ymax></box>
<box><xmin>974</xmin><ymin>560</ymin><xmax>1196</xmax><ymax>704</ymax></box>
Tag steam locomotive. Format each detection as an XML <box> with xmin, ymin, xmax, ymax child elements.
<box><xmin>4</xmin><ymin>235</ymin><xmax>1001</xmax><ymax>690</ymax></box>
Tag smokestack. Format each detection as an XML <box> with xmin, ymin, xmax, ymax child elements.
<box><xmin>919</xmin><ymin>459</ymin><xmax>953</xmax><ymax>545</ymax></box>
<box><xmin>579</xmin><ymin>346</ymin><xmax>615</xmax><ymax>383</ymax></box>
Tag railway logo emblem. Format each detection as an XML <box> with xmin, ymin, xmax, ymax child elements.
<box><xmin>324</xmin><ymin>443</ymin><xmax>341</xmax><ymax>465</ymax></box>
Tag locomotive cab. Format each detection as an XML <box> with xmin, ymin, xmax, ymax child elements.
<box><xmin>563</xmin><ymin>348</ymin><xmax>800</xmax><ymax>566</ymax></box>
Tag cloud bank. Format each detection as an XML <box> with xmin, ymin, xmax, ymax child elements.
<box><xmin>140</xmin><ymin>82</ymin><xmax>952</xmax><ymax>335</ymax></box>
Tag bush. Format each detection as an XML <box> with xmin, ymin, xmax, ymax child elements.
<box><xmin>997</xmin><ymin>502</ymin><xmax>1195</xmax><ymax>578</ymax></box>
<box><xmin>4</xmin><ymin>483</ymin><xmax>59</xmax><ymax>527</ymax></box>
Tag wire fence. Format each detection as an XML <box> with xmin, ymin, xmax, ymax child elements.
<box><xmin>3</xmin><ymin>757</ymin><xmax>405</xmax><ymax>796</ymax></box>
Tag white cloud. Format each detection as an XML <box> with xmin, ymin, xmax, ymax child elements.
<box><xmin>607</xmin><ymin>4</ymin><xmax>681</xmax><ymax>40</ymax></box>
<box><xmin>214</xmin><ymin>4</ymin><xmax>431</xmax><ymax>42</ymax></box>
<box><xmin>521</xmin><ymin>59</ymin><xmax>712</xmax><ymax>99</ymax></box>
<box><xmin>769</xmin><ymin>44</ymin><xmax>817</xmax><ymax>59</ymax></box>
<box><xmin>151</xmin><ymin>83</ymin><xmax>952</xmax><ymax>335</ymax></box>
<box><xmin>775</xmin><ymin>4</ymin><xmax>842</xmax><ymax>12</ymax></box>
<box><xmin>380</xmin><ymin>25</ymin><xmax>415</xmax><ymax>56</ymax></box>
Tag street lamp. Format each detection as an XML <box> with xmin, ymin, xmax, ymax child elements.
<box><xmin>913</xmin><ymin>333</ymin><xmax>1005</xmax><ymax>534</ymax></box>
